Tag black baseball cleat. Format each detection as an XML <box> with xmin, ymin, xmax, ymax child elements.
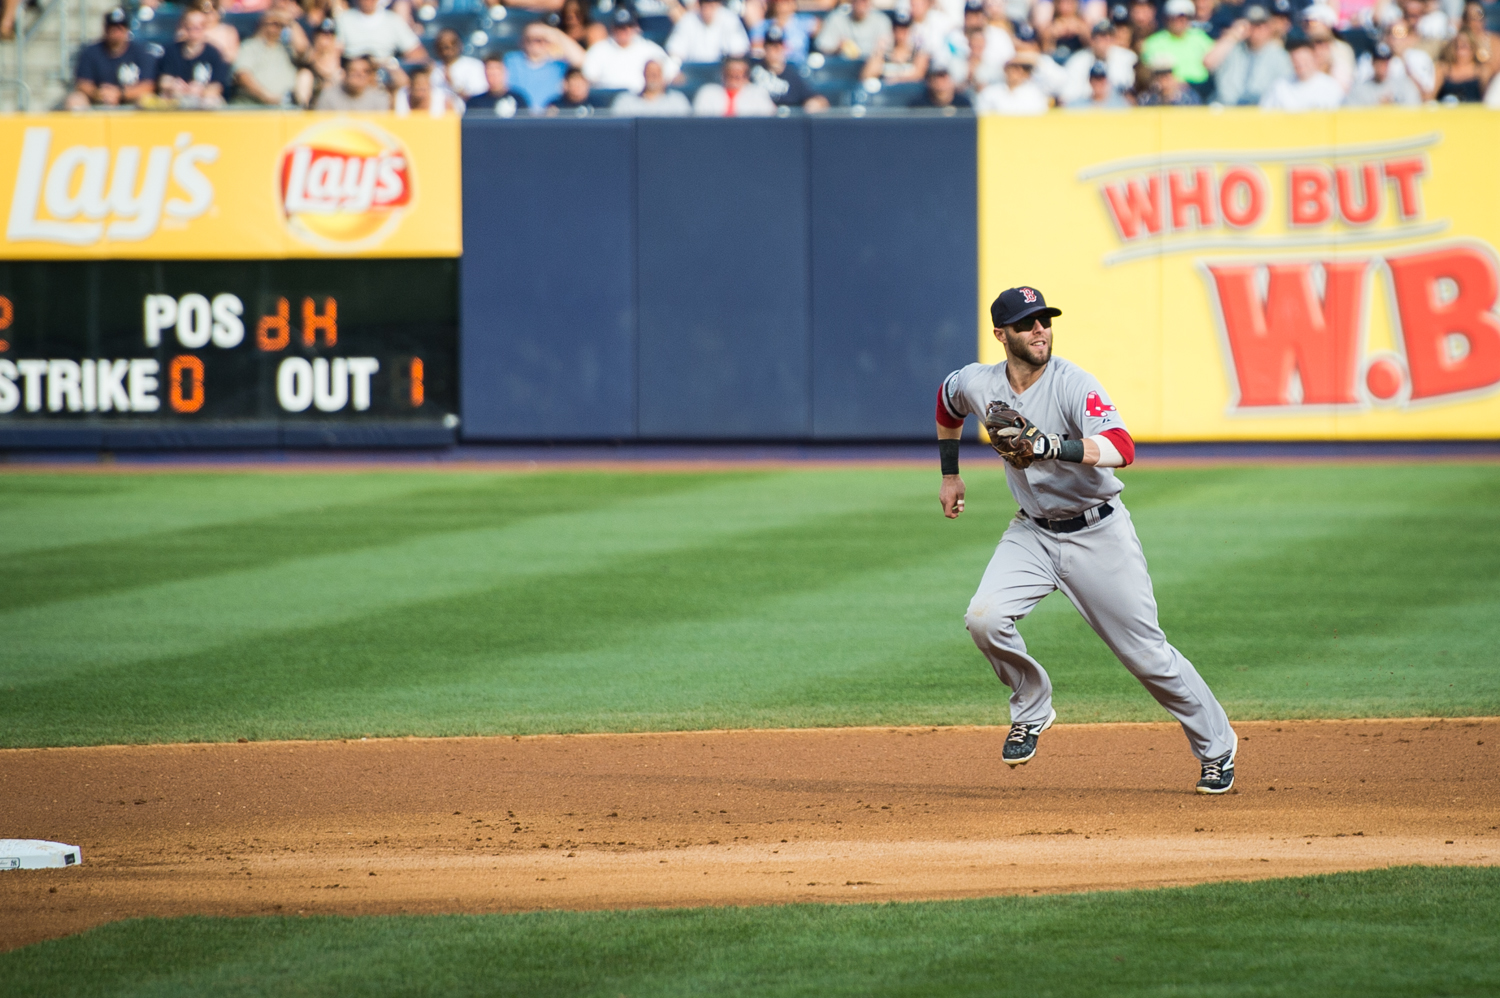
<box><xmin>1196</xmin><ymin>753</ymin><xmax>1235</xmax><ymax>794</ymax></box>
<box><xmin>1002</xmin><ymin>708</ymin><xmax>1056</xmax><ymax>767</ymax></box>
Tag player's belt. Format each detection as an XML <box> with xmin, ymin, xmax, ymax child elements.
<box><xmin>1029</xmin><ymin>501</ymin><xmax>1114</xmax><ymax>533</ymax></box>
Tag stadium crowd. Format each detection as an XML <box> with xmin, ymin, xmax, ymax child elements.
<box><xmin>61</xmin><ymin>0</ymin><xmax>1500</xmax><ymax>112</ymax></box>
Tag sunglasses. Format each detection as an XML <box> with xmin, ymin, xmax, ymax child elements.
<box><xmin>1008</xmin><ymin>314</ymin><xmax>1052</xmax><ymax>330</ymax></box>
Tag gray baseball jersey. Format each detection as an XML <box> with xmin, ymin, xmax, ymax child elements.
<box><xmin>941</xmin><ymin>356</ymin><xmax>1126</xmax><ymax>520</ymax></box>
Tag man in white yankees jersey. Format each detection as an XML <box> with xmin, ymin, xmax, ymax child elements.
<box><xmin>935</xmin><ymin>285</ymin><xmax>1237</xmax><ymax>794</ymax></box>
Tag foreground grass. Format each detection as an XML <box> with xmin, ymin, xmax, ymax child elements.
<box><xmin>3</xmin><ymin>866</ymin><xmax>1496</xmax><ymax>997</ymax></box>
<box><xmin>2</xmin><ymin>463</ymin><xmax>1498</xmax><ymax>746</ymax></box>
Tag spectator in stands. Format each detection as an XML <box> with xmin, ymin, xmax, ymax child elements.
<box><xmin>863</xmin><ymin>9</ymin><xmax>931</xmax><ymax>82</ymax></box>
<box><xmin>197</xmin><ymin>0</ymin><xmax>242</xmax><ymax>65</ymax></box>
<box><xmin>1140</xmin><ymin>0</ymin><xmax>1215</xmax><ymax>95</ymax></box>
<box><xmin>466</xmin><ymin>54</ymin><xmax>531</xmax><ymax>115</ymax></box>
<box><xmin>1460</xmin><ymin>1</ymin><xmax>1500</xmax><ymax>77</ymax></box>
<box><xmin>694</xmin><ymin>54</ymin><xmax>777</xmax><ymax>112</ymax></box>
<box><xmin>1301</xmin><ymin>4</ymin><xmax>1355</xmax><ymax>91</ymax></box>
<box><xmin>1010</xmin><ymin>20</ymin><xmax>1070</xmax><ymax>98</ymax></box>
<box><xmin>1206</xmin><ymin>4</ymin><xmax>1292</xmax><ymax>103</ymax></box>
<box><xmin>294</xmin><ymin>17</ymin><xmax>344</xmax><ymax>107</ymax></box>
<box><xmin>957</xmin><ymin>25</ymin><xmax>1006</xmax><ymax>88</ymax></box>
<box><xmin>1</xmin><ymin>0</ymin><xmax>17</xmax><ymax>41</ymax></box>
<box><xmin>1345</xmin><ymin>40</ymin><xmax>1423</xmax><ymax>101</ymax></box>
<box><xmin>910</xmin><ymin>0</ymin><xmax>961</xmax><ymax>71</ymax></box>
<box><xmin>398</xmin><ymin>64</ymin><xmax>463</xmax><ymax>113</ymax></box>
<box><xmin>974</xmin><ymin>53</ymin><xmax>1048</xmax><ymax>110</ymax></box>
<box><xmin>979</xmin><ymin>0</ymin><xmax>1017</xmax><ymax>66</ymax></box>
<box><xmin>584</xmin><ymin>7</ymin><xmax>678</xmax><ymax>93</ymax></box>
<box><xmin>1434</xmin><ymin>30</ymin><xmax>1488</xmax><ymax>98</ymax></box>
<box><xmin>548</xmin><ymin>65</ymin><xmax>594</xmax><ymax>112</ymax></box>
<box><xmin>1062</xmin><ymin>19</ymin><xmax>1137</xmax><ymax>101</ymax></box>
<box><xmin>815</xmin><ymin>0</ymin><xmax>893</xmax><ymax>59</ymax></box>
<box><xmin>430</xmin><ymin>28</ymin><xmax>487</xmax><ymax>99</ymax></box>
<box><xmin>159</xmin><ymin>7</ymin><xmax>232</xmax><ymax>106</ymax></box>
<box><xmin>1260</xmin><ymin>34</ymin><xmax>1343</xmax><ymax>106</ymax></box>
<box><xmin>1067</xmin><ymin>59</ymin><xmax>1131</xmax><ymax>104</ymax></box>
<box><xmin>1136</xmin><ymin>51</ymin><xmax>1204</xmax><ymax>100</ymax></box>
<box><xmin>506</xmin><ymin>23</ymin><xmax>585</xmax><ymax>108</ymax></box>
<box><xmin>233</xmin><ymin>9</ymin><xmax>300</xmax><ymax>104</ymax></box>
<box><xmin>1195</xmin><ymin>0</ymin><xmax>1230</xmax><ymax>38</ymax></box>
<box><xmin>613</xmin><ymin>57</ymin><xmax>694</xmax><ymax>113</ymax></box>
<box><xmin>1385</xmin><ymin>21</ymin><xmax>1437</xmax><ymax>98</ymax></box>
<box><xmin>1040</xmin><ymin>0</ymin><xmax>1092</xmax><ymax>61</ymax></box>
<box><xmin>753</xmin><ymin>23</ymin><xmax>832</xmax><ymax>106</ymax></box>
<box><xmin>315</xmin><ymin>53</ymin><xmax>399</xmax><ymax>107</ymax></box>
<box><xmin>1126</xmin><ymin>0</ymin><xmax>1160</xmax><ymax>48</ymax></box>
<box><xmin>1487</xmin><ymin>70</ymin><xmax>1500</xmax><ymax>105</ymax></box>
<box><xmin>911</xmin><ymin>64</ymin><xmax>974</xmax><ymax>106</ymax></box>
<box><xmin>337</xmin><ymin>0</ymin><xmax>427</xmax><ymax>65</ymax></box>
<box><xmin>750</xmin><ymin>0</ymin><xmax>818</xmax><ymax>63</ymax></box>
<box><xmin>65</xmin><ymin>8</ymin><xmax>158</xmax><ymax>109</ymax></box>
<box><xmin>668</xmin><ymin>0</ymin><xmax>751</xmax><ymax>63</ymax></box>
<box><xmin>556</xmin><ymin>0</ymin><xmax>606</xmax><ymax>49</ymax></box>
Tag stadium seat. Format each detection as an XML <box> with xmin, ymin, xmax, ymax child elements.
<box><xmin>1484</xmin><ymin>0</ymin><xmax>1500</xmax><ymax>31</ymax></box>
<box><xmin>130</xmin><ymin>3</ymin><xmax>182</xmax><ymax>44</ymax></box>
<box><xmin>223</xmin><ymin>11</ymin><xmax>261</xmax><ymax>39</ymax></box>
<box><xmin>485</xmin><ymin>6</ymin><xmax>542</xmax><ymax>43</ymax></box>
<box><xmin>588</xmin><ymin>86</ymin><xmax>626</xmax><ymax>107</ymax></box>
<box><xmin>858</xmin><ymin>80</ymin><xmax>924</xmax><ymax>107</ymax></box>
<box><xmin>800</xmin><ymin>56</ymin><xmax>861</xmax><ymax>91</ymax></box>
<box><xmin>638</xmin><ymin>14</ymin><xmax>671</xmax><ymax>45</ymax></box>
<box><xmin>676</xmin><ymin>61</ymin><xmax>721</xmax><ymax>98</ymax></box>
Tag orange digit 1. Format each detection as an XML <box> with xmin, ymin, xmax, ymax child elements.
<box><xmin>169</xmin><ymin>355</ymin><xmax>205</xmax><ymax>413</ymax></box>
<box><xmin>0</xmin><ymin>295</ymin><xmax>11</xmax><ymax>352</ymax></box>
<box><xmin>409</xmin><ymin>357</ymin><xmax>424</xmax><ymax>407</ymax></box>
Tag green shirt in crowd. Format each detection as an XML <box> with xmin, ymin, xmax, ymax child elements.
<box><xmin>1140</xmin><ymin>27</ymin><xmax>1215</xmax><ymax>84</ymax></box>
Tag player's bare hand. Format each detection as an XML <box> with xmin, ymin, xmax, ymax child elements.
<box><xmin>940</xmin><ymin>474</ymin><xmax>966</xmax><ymax>518</ymax></box>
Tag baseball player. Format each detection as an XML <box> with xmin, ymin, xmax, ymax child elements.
<box><xmin>936</xmin><ymin>286</ymin><xmax>1237</xmax><ymax>794</ymax></box>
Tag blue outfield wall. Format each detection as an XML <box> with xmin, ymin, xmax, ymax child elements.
<box><xmin>460</xmin><ymin>116</ymin><xmax>978</xmax><ymax>441</ymax></box>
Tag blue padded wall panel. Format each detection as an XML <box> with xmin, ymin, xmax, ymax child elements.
<box><xmin>459</xmin><ymin>119</ymin><xmax>636</xmax><ymax>440</ymax></box>
<box><xmin>635</xmin><ymin>119</ymin><xmax>811</xmax><ymax>439</ymax></box>
<box><xmin>808</xmin><ymin>118</ymin><xmax>977</xmax><ymax>439</ymax></box>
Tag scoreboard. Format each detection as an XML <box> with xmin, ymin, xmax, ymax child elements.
<box><xmin>0</xmin><ymin>259</ymin><xmax>456</xmax><ymax>447</ymax></box>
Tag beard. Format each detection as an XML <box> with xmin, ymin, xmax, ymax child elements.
<box><xmin>1006</xmin><ymin>333</ymin><xmax>1051</xmax><ymax>367</ymax></box>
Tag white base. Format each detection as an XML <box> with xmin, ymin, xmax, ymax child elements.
<box><xmin>0</xmin><ymin>839</ymin><xmax>82</xmax><ymax>870</ymax></box>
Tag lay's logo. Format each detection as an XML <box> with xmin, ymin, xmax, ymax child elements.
<box><xmin>278</xmin><ymin>120</ymin><xmax>413</xmax><ymax>252</ymax></box>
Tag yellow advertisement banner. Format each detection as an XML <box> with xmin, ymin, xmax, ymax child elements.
<box><xmin>1</xmin><ymin>112</ymin><xmax>460</xmax><ymax>259</ymax></box>
<box><xmin>979</xmin><ymin>108</ymin><xmax>1500</xmax><ymax>440</ymax></box>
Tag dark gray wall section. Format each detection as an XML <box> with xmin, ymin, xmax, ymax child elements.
<box><xmin>636</xmin><ymin>119</ymin><xmax>811</xmax><ymax>439</ymax></box>
<box><xmin>458</xmin><ymin>117</ymin><xmax>977</xmax><ymax>441</ymax></box>
<box><xmin>809</xmin><ymin>118</ymin><xmax>977</xmax><ymax>439</ymax></box>
<box><xmin>460</xmin><ymin>119</ymin><xmax>637</xmax><ymax>439</ymax></box>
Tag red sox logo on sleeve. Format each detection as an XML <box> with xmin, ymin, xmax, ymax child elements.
<box><xmin>1085</xmin><ymin>391</ymin><xmax>1116</xmax><ymax>417</ymax></box>
<box><xmin>1020</xmin><ymin>287</ymin><xmax>1038</xmax><ymax>303</ymax></box>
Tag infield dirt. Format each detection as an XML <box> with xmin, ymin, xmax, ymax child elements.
<box><xmin>2</xmin><ymin>718</ymin><xmax>1495</xmax><ymax>951</ymax></box>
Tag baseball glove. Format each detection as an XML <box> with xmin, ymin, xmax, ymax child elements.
<box><xmin>984</xmin><ymin>401</ymin><xmax>1057</xmax><ymax>469</ymax></box>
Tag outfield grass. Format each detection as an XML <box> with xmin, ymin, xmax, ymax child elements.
<box><xmin>2</xmin><ymin>463</ymin><xmax>1497</xmax><ymax>747</ymax></box>
<box><xmin>2</xmin><ymin>866</ymin><xmax>1496</xmax><ymax>997</ymax></box>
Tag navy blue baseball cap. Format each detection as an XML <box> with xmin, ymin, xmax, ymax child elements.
<box><xmin>991</xmin><ymin>286</ymin><xmax>1061</xmax><ymax>328</ymax></box>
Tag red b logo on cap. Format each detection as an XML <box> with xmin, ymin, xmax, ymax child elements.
<box><xmin>1020</xmin><ymin>287</ymin><xmax>1038</xmax><ymax>303</ymax></box>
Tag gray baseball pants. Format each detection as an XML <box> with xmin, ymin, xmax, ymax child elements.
<box><xmin>963</xmin><ymin>502</ymin><xmax>1236</xmax><ymax>762</ymax></box>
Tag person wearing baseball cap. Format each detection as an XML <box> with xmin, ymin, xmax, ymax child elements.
<box><xmin>64</xmin><ymin>8</ymin><xmax>159</xmax><ymax>109</ymax></box>
<box><xmin>1259</xmin><ymin>31</ymin><xmax>1344</xmax><ymax>108</ymax></box>
<box><xmin>1061</xmin><ymin>15</ymin><xmax>1135</xmax><ymax>102</ymax></box>
<box><xmin>1139</xmin><ymin>0</ymin><xmax>1215</xmax><ymax>95</ymax></box>
<box><xmin>1345</xmin><ymin>40</ymin><xmax>1421</xmax><ymax>105</ymax></box>
<box><xmin>1204</xmin><ymin>2</ymin><xmax>1293</xmax><ymax>104</ymax></box>
<box><xmin>581</xmin><ymin>5</ymin><xmax>679</xmax><ymax>93</ymax></box>
<box><xmin>1065</xmin><ymin>58</ymin><xmax>1129</xmax><ymax>107</ymax></box>
<box><xmin>1299</xmin><ymin>2</ymin><xmax>1355</xmax><ymax>92</ymax></box>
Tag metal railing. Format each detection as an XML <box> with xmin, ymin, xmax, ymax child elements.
<box><xmin>1</xmin><ymin>0</ymin><xmax>88</xmax><ymax>110</ymax></box>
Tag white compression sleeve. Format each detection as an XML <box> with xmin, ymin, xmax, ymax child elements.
<box><xmin>1088</xmin><ymin>434</ymin><xmax>1125</xmax><ymax>468</ymax></box>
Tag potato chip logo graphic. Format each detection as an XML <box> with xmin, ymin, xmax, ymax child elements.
<box><xmin>279</xmin><ymin>120</ymin><xmax>413</xmax><ymax>251</ymax></box>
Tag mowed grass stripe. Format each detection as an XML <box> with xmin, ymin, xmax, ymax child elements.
<box><xmin>2</xmin><ymin>867</ymin><xmax>1496</xmax><ymax>997</ymax></box>
<box><xmin>1</xmin><ymin>487</ymin><xmax>994</xmax><ymax>744</ymax></box>
<box><xmin>0</xmin><ymin>470</ymin><xmax>935</xmax><ymax>689</ymax></box>
<box><xmin>2</xmin><ymin>463</ymin><xmax>1497</xmax><ymax>746</ymax></box>
<box><xmin>0</xmin><ymin>472</ymin><xmax>450</xmax><ymax>559</ymax></box>
<box><xmin>0</xmin><ymin>473</ymin><xmax>706</xmax><ymax>612</ymax></box>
